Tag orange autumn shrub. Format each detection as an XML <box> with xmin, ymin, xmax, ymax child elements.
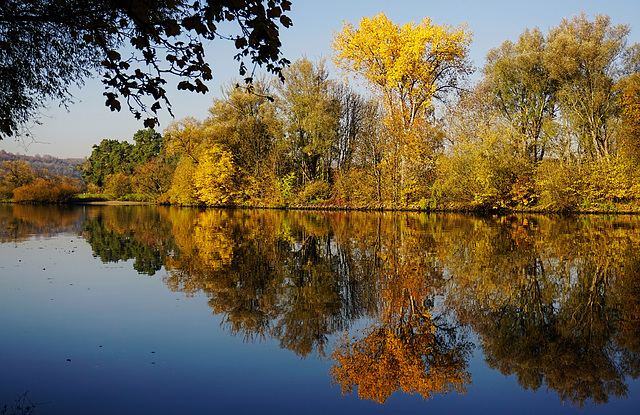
<box><xmin>13</xmin><ymin>178</ymin><xmax>80</xmax><ymax>203</ymax></box>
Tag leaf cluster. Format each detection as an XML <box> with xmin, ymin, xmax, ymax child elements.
<box><xmin>0</xmin><ymin>0</ymin><xmax>292</xmax><ymax>136</ymax></box>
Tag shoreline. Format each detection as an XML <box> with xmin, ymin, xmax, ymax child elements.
<box><xmin>4</xmin><ymin>199</ymin><xmax>640</xmax><ymax>214</ymax></box>
<box><xmin>70</xmin><ymin>200</ymin><xmax>156</xmax><ymax>206</ymax></box>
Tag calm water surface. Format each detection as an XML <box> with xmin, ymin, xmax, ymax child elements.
<box><xmin>1</xmin><ymin>204</ymin><xmax>639</xmax><ymax>414</ymax></box>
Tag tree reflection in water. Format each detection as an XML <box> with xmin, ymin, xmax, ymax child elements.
<box><xmin>0</xmin><ymin>204</ymin><xmax>83</xmax><ymax>242</ymax></box>
<box><xmin>161</xmin><ymin>209</ymin><xmax>377</xmax><ymax>357</ymax></box>
<box><xmin>441</xmin><ymin>215</ymin><xmax>640</xmax><ymax>407</ymax></box>
<box><xmin>330</xmin><ymin>214</ymin><xmax>472</xmax><ymax>403</ymax></box>
<box><xmin>330</xmin><ymin>295</ymin><xmax>472</xmax><ymax>403</ymax></box>
<box><xmin>13</xmin><ymin>205</ymin><xmax>639</xmax><ymax>407</ymax></box>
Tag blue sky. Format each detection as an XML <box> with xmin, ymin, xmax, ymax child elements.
<box><xmin>1</xmin><ymin>0</ymin><xmax>638</xmax><ymax>159</ymax></box>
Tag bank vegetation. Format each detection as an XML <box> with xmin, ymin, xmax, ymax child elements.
<box><xmin>3</xmin><ymin>13</ymin><xmax>640</xmax><ymax>212</ymax></box>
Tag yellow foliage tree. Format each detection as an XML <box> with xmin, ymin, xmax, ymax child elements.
<box><xmin>164</xmin><ymin>158</ymin><xmax>199</xmax><ymax>205</ymax></box>
<box><xmin>164</xmin><ymin>116</ymin><xmax>208</xmax><ymax>163</ymax></box>
<box><xmin>332</xmin><ymin>13</ymin><xmax>472</xmax><ymax>112</ymax></box>
<box><xmin>332</xmin><ymin>13</ymin><xmax>472</xmax><ymax>204</ymax></box>
<box><xmin>617</xmin><ymin>72</ymin><xmax>640</xmax><ymax>158</ymax></box>
<box><xmin>193</xmin><ymin>145</ymin><xmax>238</xmax><ymax>206</ymax></box>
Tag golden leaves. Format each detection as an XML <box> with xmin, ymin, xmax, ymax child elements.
<box><xmin>193</xmin><ymin>145</ymin><xmax>238</xmax><ymax>206</ymax></box>
<box><xmin>164</xmin><ymin>116</ymin><xmax>206</xmax><ymax>162</ymax></box>
<box><xmin>617</xmin><ymin>72</ymin><xmax>640</xmax><ymax>156</ymax></box>
<box><xmin>330</xmin><ymin>320</ymin><xmax>471</xmax><ymax>404</ymax></box>
<box><xmin>331</xmin><ymin>12</ymin><xmax>472</xmax><ymax>109</ymax></box>
<box><xmin>331</xmin><ymin>13</ymin><xmax>472</xmax><ymax>205</ymax></box>
<box><xmin>192</xmin><ymin>210</ymin><xmax>235</xmax><ymax>270</ymax></box>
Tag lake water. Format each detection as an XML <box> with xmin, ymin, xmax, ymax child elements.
<box><xmin>1</xmin><ymin>204</ymin><xmax>639</xmax><ymax>414</ymax></box>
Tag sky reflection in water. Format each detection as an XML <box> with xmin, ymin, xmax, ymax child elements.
<box><xmin>1</xmin><ymin>204</ymin><xmax>639</xmax><ymax>414</ymax></box>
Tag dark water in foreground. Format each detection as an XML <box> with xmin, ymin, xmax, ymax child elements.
<box><xmin>1</xmin><ymin>204</ymin><xmax>639</xmax><ymax>414</ymax></box>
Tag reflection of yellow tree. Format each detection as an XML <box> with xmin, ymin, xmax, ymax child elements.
<box><xmin>192</xmin><ymin>210</ymin><xmax>235</xmax><ymax>270</ymax></box>
<box><xmin>162</xmin><ymin>209</ymin><xmax>237</xmax><ymax>295</ymax></box>
<box><xmin>330</xmin><ymin>299</ymin><xmax>471</xmax><ymax>404</ymax></box>
<box><xmin>331</xmin><ymin>214</ymin><xmax>471</xmax><ymax>403</ymax></box>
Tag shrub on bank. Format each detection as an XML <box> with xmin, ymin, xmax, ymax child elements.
<box><xmin>534</xmin><ymin>160</ymin><xmax>581</xmax><ymax>212</ymax></box>
<box><xmin>528</xmin><ymin>157</ymin><xmax>640</xmax><ymax>212</ymax></box>
<box><xmin>13</xmin><ymin>178</ymin><xmax>80</xmax><ymax>203</ymax></box>
<box><xmin>300</xmin><ymin>180</ymin><xmax>331</xmax><ymax>203</ymax></box>
<box><xmin>104</xmin><ymin>172</ymin><xmax>133</xmax><ymax>199</ymax></box>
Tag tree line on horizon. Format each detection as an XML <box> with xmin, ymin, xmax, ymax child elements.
<box><xmin>0</xmin><ymin>150</ymin><xmax>84</xmax><ymax>178</ymax></box>
<box><xmin>0</xmin><ymin>158</ymin><xmax>82</xmax><ymax>203</ymax></box>
<box><xmin>2</xmin><ymin>12</ymin><xmax>640</xmax><ymax>211</ymax></box>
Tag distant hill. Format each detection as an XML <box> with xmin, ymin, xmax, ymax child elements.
<box><xmin>0</xmin><ymin>150</ymin><xmax>85</xmax><ymax>179</ymax></box>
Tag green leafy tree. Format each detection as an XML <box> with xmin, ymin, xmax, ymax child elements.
<box><xmin>81</xmin><ymin>139</ymin><xmax>134</xmax><ymax>187</ymax></box>
<box><xmin>545</xmin><ymin>13</ymin><xmax>635</xmax><ymax>159</ymax></box>
<box><xmin>276</xmin><ymin>58</ymin><xmax>341</xmax><ymax>183</ymax></box>
<box><xmin>81</xmin><ymin>129</ymin><xmax>171</xmax><ymax>199</ymax></box>
<box><xmin>483</xmin><ymin>28</ymin><xmax>557</xmax><ymax>163</ymax></box>
<box><xmin>131</xmin><ymin>128</ymin><xmax>164</xmax><ymax>164</ymax></box>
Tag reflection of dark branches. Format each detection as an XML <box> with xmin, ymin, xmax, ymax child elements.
<box><xmin>479</xmin><ymin>264</ymin><xmax>628</xmax><ymax>408</ymax></box>
<box><xmin>218</xmin><ymin>300</ymin><xmax>271</xmax><ymax>343</ymax></box>
<box><xmin>1</xmin><ymin>391</ymin><xmax>40</xmax><ymax>415</ymax></box>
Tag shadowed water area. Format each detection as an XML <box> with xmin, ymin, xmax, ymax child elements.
<box><xmin>1</xmin><ymin>204</ymin><xmax>639</xmax><ymax>414</ymax></box>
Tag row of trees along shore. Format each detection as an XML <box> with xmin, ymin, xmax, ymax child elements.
<box><xmin>4</xmin><ymin>13</ymin><xmax>640</xmax><ymax>212</ymax></box>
